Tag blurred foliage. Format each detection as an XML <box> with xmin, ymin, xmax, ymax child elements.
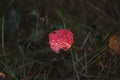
<box><xmin>0</xmin><ymin>0</ymin><xmax>120</xmax><ymax>79</ymax></box>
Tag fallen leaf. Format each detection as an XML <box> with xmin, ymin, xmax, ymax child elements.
<box><xmin>0</xmin><ymin>72</ymin><xmax>5</xmax><ymax>79</ymax></box>
<box><xmin>49</xmin><ymin>29</ymin><xmax>74</xmax><ymax>53</ymax></box>
<box><xmin>108</xmin><ymin>34</ymin><xmax>120</xmax><ymax>54</ymax></box>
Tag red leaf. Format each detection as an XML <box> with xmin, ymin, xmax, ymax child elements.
<box><xmin>49</xmin><ymin>29</ymin><xmax>74</xmax><ymax>53</ymax></box>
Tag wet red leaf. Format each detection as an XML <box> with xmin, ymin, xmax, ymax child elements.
<box><xmin>49</xmin><ymin>29</ymin><xmax>74</xmax><ymax>53</ymax></box>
